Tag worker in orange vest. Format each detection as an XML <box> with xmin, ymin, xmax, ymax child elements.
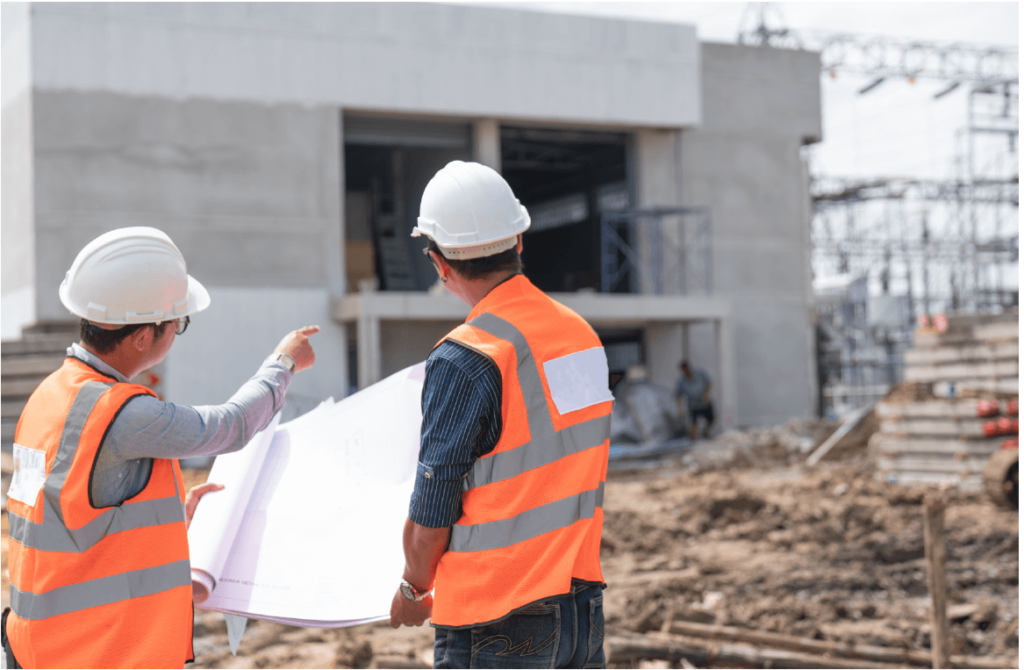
<box><xmin>4</xmin><ymin>227</ymin><xmax>318</xmax><ymax>668</ymax></box>
<box><xmin>389</xmin><ymin>161</ymin><xmax>614</xmax><ymax>668</ymax></box>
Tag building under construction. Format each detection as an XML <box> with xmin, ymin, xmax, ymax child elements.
<box><xmin>2</xmin><ymin>2</ymin><xmax>823</xmax><ymax>431</ymax></box>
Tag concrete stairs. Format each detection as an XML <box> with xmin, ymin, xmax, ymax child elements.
<box><xmin>1</xmin><ymin>322</ymin><xmax>79</xmax><ymax>452</ymax></box>
<box><xmin>871</xmin><ymin>310</ymin><xmax>1019</xmax><ymax>490</ymax></box>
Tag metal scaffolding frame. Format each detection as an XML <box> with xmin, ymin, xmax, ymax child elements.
<box><xmin>599</xmin><ymin>207</ymin><xmax>714</xmax><ymax>296</ymax></box>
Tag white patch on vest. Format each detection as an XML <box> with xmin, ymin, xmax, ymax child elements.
<box><xmin>9</xmin><ymin>444</ymin><xmax>47</xmax><ymax>506</ymax></box>
<box><xmin>542</xmin><ymin>347</ymin><xmax>615</xmax><ymax>415</ymax></box>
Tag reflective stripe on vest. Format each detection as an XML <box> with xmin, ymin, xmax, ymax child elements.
<box><xmin>11</xmin><ymin>560</ymin><xmax>191</xmax><ymax>620</ymax></box>
<box><xmin>450</xmin><ymin>312</ymin><xmax>607</xmax><ymax>552</ymax></box>
<box><xmin>8</xmin><ymin>374</ymin><xmax>188</xmax><ymax>619</ymax></box>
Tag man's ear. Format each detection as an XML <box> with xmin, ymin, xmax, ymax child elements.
<box><xmin>130</xmin><ymin>325</ymin><xmax>153</xmax><ymax>352</ymax></box>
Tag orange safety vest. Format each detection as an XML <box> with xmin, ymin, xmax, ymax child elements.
<box><xmin>6</xmin><ymin>356</ymin><xmax>194</xmax><ymax>668</ymax></box>
<box><xmin>430</xmin><ymin>275</ymin><xmax>613</xmax><ymax>627</ymax></box>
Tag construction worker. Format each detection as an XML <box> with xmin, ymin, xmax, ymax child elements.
<box><xmin>4</xmin><ymin>227</ymin><xmax>318</xmax><ymax>668</ymax></box>
<box><xmin>675</xmin><ymin>360</ymin><xmax>715</xmax><ymax>440</ymax></box>
<box><xmin>389</xmin><ymin>161</ymin><xmax>614</xmax><ymax>669</ymax></box>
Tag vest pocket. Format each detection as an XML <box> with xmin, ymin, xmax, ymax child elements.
<box><xmin>584</xmin><ymin>594</ymin><xmax>605</xmax><ymax>668</ymax></box>
<box><xmin>470</xmin><ymin>603</ymin><xmax>560</xmax><ymax>669</ymax></box>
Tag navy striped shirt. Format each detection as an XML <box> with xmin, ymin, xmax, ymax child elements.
<box><xmin>408</xmin><ymin>340</ymin><xmax>502</xmax><ymax>528</ymax></box>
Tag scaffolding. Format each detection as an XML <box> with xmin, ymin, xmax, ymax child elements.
<box><xmin>599</xmin><ymin>207</ymin><xmax>714</xmax><ymax>296</ymax></box>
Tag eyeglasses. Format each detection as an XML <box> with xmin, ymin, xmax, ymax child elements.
<box><xmin>156</xmin><ymin>315</ymin><xmax>190</xmax><ymax>336</ymax></box>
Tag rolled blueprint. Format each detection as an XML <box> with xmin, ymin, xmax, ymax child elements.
<box><xmin>187</xmin><ymin>413</ymin><xmax>281</xmax><ymax>603</ymax></box>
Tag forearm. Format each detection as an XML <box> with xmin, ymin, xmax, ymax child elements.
<box><xmin>107</xmin><ymin>361</ymin><xmax>292</xmax><ymax>460</ymax></box>
<box><xmin>402</xmin><ymin>518</ymin><xmax>450</xmax><ymax>590</ymax></box>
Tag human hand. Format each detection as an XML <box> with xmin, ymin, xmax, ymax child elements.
<box><xmin>389</xmin><ymin>588</ymin><xmax>433</xmax><ymax>628</ymax></box>
<box><xmin>273</xmin><ymin>325</ymin><xmax>320</xmax><ymax>372</ymax></box>
<box><xmin>185</xmin><ymin>482</ymin><xmax>225</xmax><ymax>529</ymax></box>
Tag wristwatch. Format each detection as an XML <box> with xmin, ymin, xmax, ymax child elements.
<box><xmin>267</xmin><ymin>352</ymin><xmax>296</xmax><ymax>373</ymax></box>
<box><xmin>399</xmin><ymin>579</ymin><xmax>431</xmax><ymax>602</ymax></box>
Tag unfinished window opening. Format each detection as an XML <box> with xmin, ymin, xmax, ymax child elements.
<box><xmin>501</xmin><ymin>126</ymin><xmax>631</xmax><ymax>294</ymax></box>
<box><xmin>343</xmin><ymin>115</ymin><xmax>472</xmax><ymax>292</ymax></box>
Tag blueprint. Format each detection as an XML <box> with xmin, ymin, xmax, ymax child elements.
<box><xmin>187</xmin><ymin>363</ymin><xmax>425</xmax><ymax>627</ymax></box>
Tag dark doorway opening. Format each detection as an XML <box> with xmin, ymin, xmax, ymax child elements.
<box><xmin>343</xmin><ymin>116</ymin><xmax>471</xmax><ymax>292</ymax></box>
<box><xmin>501</xmin><ymin>126</ymin><xmax>631</xmax><ymax>293</ymax></box>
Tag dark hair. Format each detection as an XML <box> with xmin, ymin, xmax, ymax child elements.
<box><xmin>426</xmin><ymin>239</ymin><xmax>523</xmax><ymax>281</ymax></box>
<box><xmin>80</xmin><ymin>319</ymin><xmax>170</xmax><ymax>354</ymax></box>
<box><xmin>679</xmin><ymin>360</ymin><xmax>690</xmax><ymax>369</ymax></box>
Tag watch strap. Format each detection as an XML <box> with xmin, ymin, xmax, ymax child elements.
<box><xmin>268</xmin><ymin>352</ymin><xmax>296</xmax><ymax>372</ymax></box>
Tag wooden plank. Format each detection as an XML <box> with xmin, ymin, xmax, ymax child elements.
<box><xmin>973</xmin><ymin>321</ymin><xmax>1019</xmax><ymax>341</ymax></box>
<box><xmin>661</xmin><ymin>620</ymin><xmax>1007</xmax><ymax>669</ymax></box>
<box><xmin>889</xmin><ymin>472</ymin><xmax>983</xmax><ymax>490</ymax></box>
<box><xmin>1</xmin><ymin>400</ymin><xmax>27</xmax><ymax>420</ymax></box>
<box><xmin>876</xmin><ymin>400</ymin><xmax>979</xmax><ymax>420</ymax></box>
<box><xmin>0</xmin><ymin>333</ymin><xmax>76</xmax><ymax>355</ymax></box>
<box><xmin>906</xmin><ymin>361</ymin><xmax>1018</xmax><ymax>383</ymax></box>
<box><xmin>879</xmin><ymin>419</ymin><xmax>986</xmax><ymax>438</ymax></box>
<box><xmin>905</xmin><ymin>343</ymin><xmax>1018</xmax><ymax>366</ymax></box>
<box><xmin>933</xmin><ymin>379</ymin><xmax>1020</xmax><ymax>397</ymax></box>
<box><xmin>0</xmin><ymin>452</ymin><xmax>13</xmax><ymax>474</ymax></box>
<box><xmin>878</xmin><ymin>456</ymin><xmax>989</xmax><ymax>474</ymax></box>
<box><xmin>1</xmin><ymin>354</ymin><xmax>66</xmax><ymax>377</ymax></box>
<box><xmin>0</xmin><ymin>378</ymin><xmax>44</xmax><ymax>398</ymax></box>
<box><xmin>870</xmin><ymin>436</ymin><xmax>1003</xmax><ymax>456</ymax></box>
<box><xmin>923</xmin><ymin>494</ymin><xmax>950</xmax><ymax>669</ymax></box>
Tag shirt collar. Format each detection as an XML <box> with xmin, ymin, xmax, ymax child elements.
<box><xmin>68</xmin><ymin>343</ymin><xmax>132</xmax><ymax>384</ymax></box>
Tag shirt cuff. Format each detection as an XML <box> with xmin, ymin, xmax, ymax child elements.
<box><xmin>408</xmin><ymin>461</ymin><xmax>464</xmax><ymax>528</ymax></box>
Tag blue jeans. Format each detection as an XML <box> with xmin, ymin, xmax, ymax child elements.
<box><xmin>433</xmin><ymin>580</ymin><xmax>605</xmax><ymax>669</ymax></box>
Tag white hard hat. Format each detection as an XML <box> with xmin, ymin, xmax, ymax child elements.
<box><xmin>411</xmin><ymin>161</ymin><xmax>530</xmax><ymax>260</ymax></box>
<box><xmin>59</xmin><ymin>227</ymin><xmax>211</xmax><ymax>326</ymax></box>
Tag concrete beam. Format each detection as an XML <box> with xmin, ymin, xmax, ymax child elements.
<box><xmin>473</xmin><ymin>119</ymin><xmax>501</xmax><ymax>173</ymax></box>
<box><xmin>334</xmin><ymin>291</ymin><xmax>731</xmax><ymax>325</ymax></box>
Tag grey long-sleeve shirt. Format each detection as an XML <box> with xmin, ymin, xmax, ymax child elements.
<box><xmin>67</xmin><ymin>344</ymin><xmax>292</xmax><ymax>508</ymax></box>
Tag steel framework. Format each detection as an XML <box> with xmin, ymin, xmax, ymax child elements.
<box><xmin>599</xmin><ymin>207</ymin><xmax>713</xmax><ymax>296</ymax></box>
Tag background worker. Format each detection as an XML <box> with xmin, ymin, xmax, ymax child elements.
<box><xmin>675</xmin><ymin>360</ymin><xmax>715</xmax><ymax>440</ymax></box>
<box><xmin>4</xmin><ymin>227</ymin><xmax>318</xmax><ymax>669</ymax></box>
<box><xmin>388</xmin><ymin>161</ymin><xmax>614</xmax><ymax>669</ymax></box>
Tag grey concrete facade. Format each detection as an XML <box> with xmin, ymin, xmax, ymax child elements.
<box><xmin>1</xmin><ymin>3</ymin><xmax>820</xmax><ymax>427</ymax></box>
<box><xmin>681</xmin><ymin>43</ymin><xmax>822</xmax><ymax>426</ymax></box>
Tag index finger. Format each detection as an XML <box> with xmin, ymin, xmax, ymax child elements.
<box><xmin>297</xmin><ymin>325</ymin><xmax>321</xmax><ymax>336</ymax></box>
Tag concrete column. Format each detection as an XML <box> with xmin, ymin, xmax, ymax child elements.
<box><xmin>634</xmin><ymin>129</ymin><xmax>683</xmax><ymax>294</ymax></box>
<box><xmin>473</xmin><ymin>119</ymin><xmax>501</xmax><ymax>173</ymax></box>
<box><xmin>357</xmin><ymin>309</ymin><xmax>381</xmax><ymax>390</ymax></box>
<box><xmin>646</xmin><ymin>322</ymin><xmax>685</xmax><ymax>391</ymax></box>
<box><xmin>715</xmin><ymin>316</ymin><xmax>738</xmax><ymax>429</ymax></box>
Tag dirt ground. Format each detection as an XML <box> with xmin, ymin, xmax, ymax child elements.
<box><xmin>1</xmin><ymin>421</ymin><xmax>1017</xmax><ymax>668</ymax></box>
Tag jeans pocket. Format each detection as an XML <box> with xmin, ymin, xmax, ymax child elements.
<box><xmin>470</xmin><ymin>604</ymin><xmax>561</xmax><ymax>669</ymax></box>
<box><xmin>583</xmin><ymin>595</ymin><xmax>606</xmax><ymax>668</ymax></box>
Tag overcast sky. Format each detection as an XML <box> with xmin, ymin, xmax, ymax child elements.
<box><xmin>484</xmin><ymin>2</ymin><xmax>1019</xmax><ymax>183</ymax></box>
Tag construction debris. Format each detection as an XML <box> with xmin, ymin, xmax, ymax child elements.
<box><xmin>873</xmin><ymin>312</ymin><xmax>1019</xmax><ymax>490</ymax></box>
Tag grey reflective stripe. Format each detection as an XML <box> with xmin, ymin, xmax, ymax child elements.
<box><xmin>466</xmin><ymin>414</ymin><xmax>610</xmax><ymax>490</ymax></box>
<box><xmin>11</xmin><ymin>559</ymin><xmax>191</xmax><ymax>621</ymax></box>
<box><xmin>9</xmin><ymin>495</ymin><xmax>186</xmax><ymax>553</ymax></box>
<box><xmin>42</xmin><ymin>381</ymin><xmax>113</xmax><ymax>525</ymax></box>
<box><xmin>449</xmin><ymin>482</ymin><xmax>605</xmax><ymax>553</ymax></box>
<box><xmin>468</xmin><ymin>313</ymin><xmax>555</xmax><ymax>439</ymax></box>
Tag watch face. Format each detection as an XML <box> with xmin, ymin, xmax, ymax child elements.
<box><xmin>400</xmin><ymin>582</ymin><xmax>415</xmax><ymax>600</ymax></box>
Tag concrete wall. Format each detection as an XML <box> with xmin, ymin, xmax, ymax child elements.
<box><xmin>380</xmin><ymin>320</ymin><xmax>463</xmax><ymax>379</ymax></box>
<box><xmin>682</xmin><ymin>43</ymin><xmax>822</xmax><ymax>426</ymax></box>
<box><xmin>29</xmin><ymin>90</ymin><xmax>347</xmax><ymax>400</ymax></box>
<box><xmin>2</xmin><ymin>3</ymin><xmax>36</xmax><ymax>340</ymax></box>
<box><xmin>163</xmin><ymin>288</ymin><xmax>348</xmax><ymax>406</ymax></box>
<box><xmin>27</xmin><ymin>2</ymin><xmax>701</xmax><ymax>128</ymax></box>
